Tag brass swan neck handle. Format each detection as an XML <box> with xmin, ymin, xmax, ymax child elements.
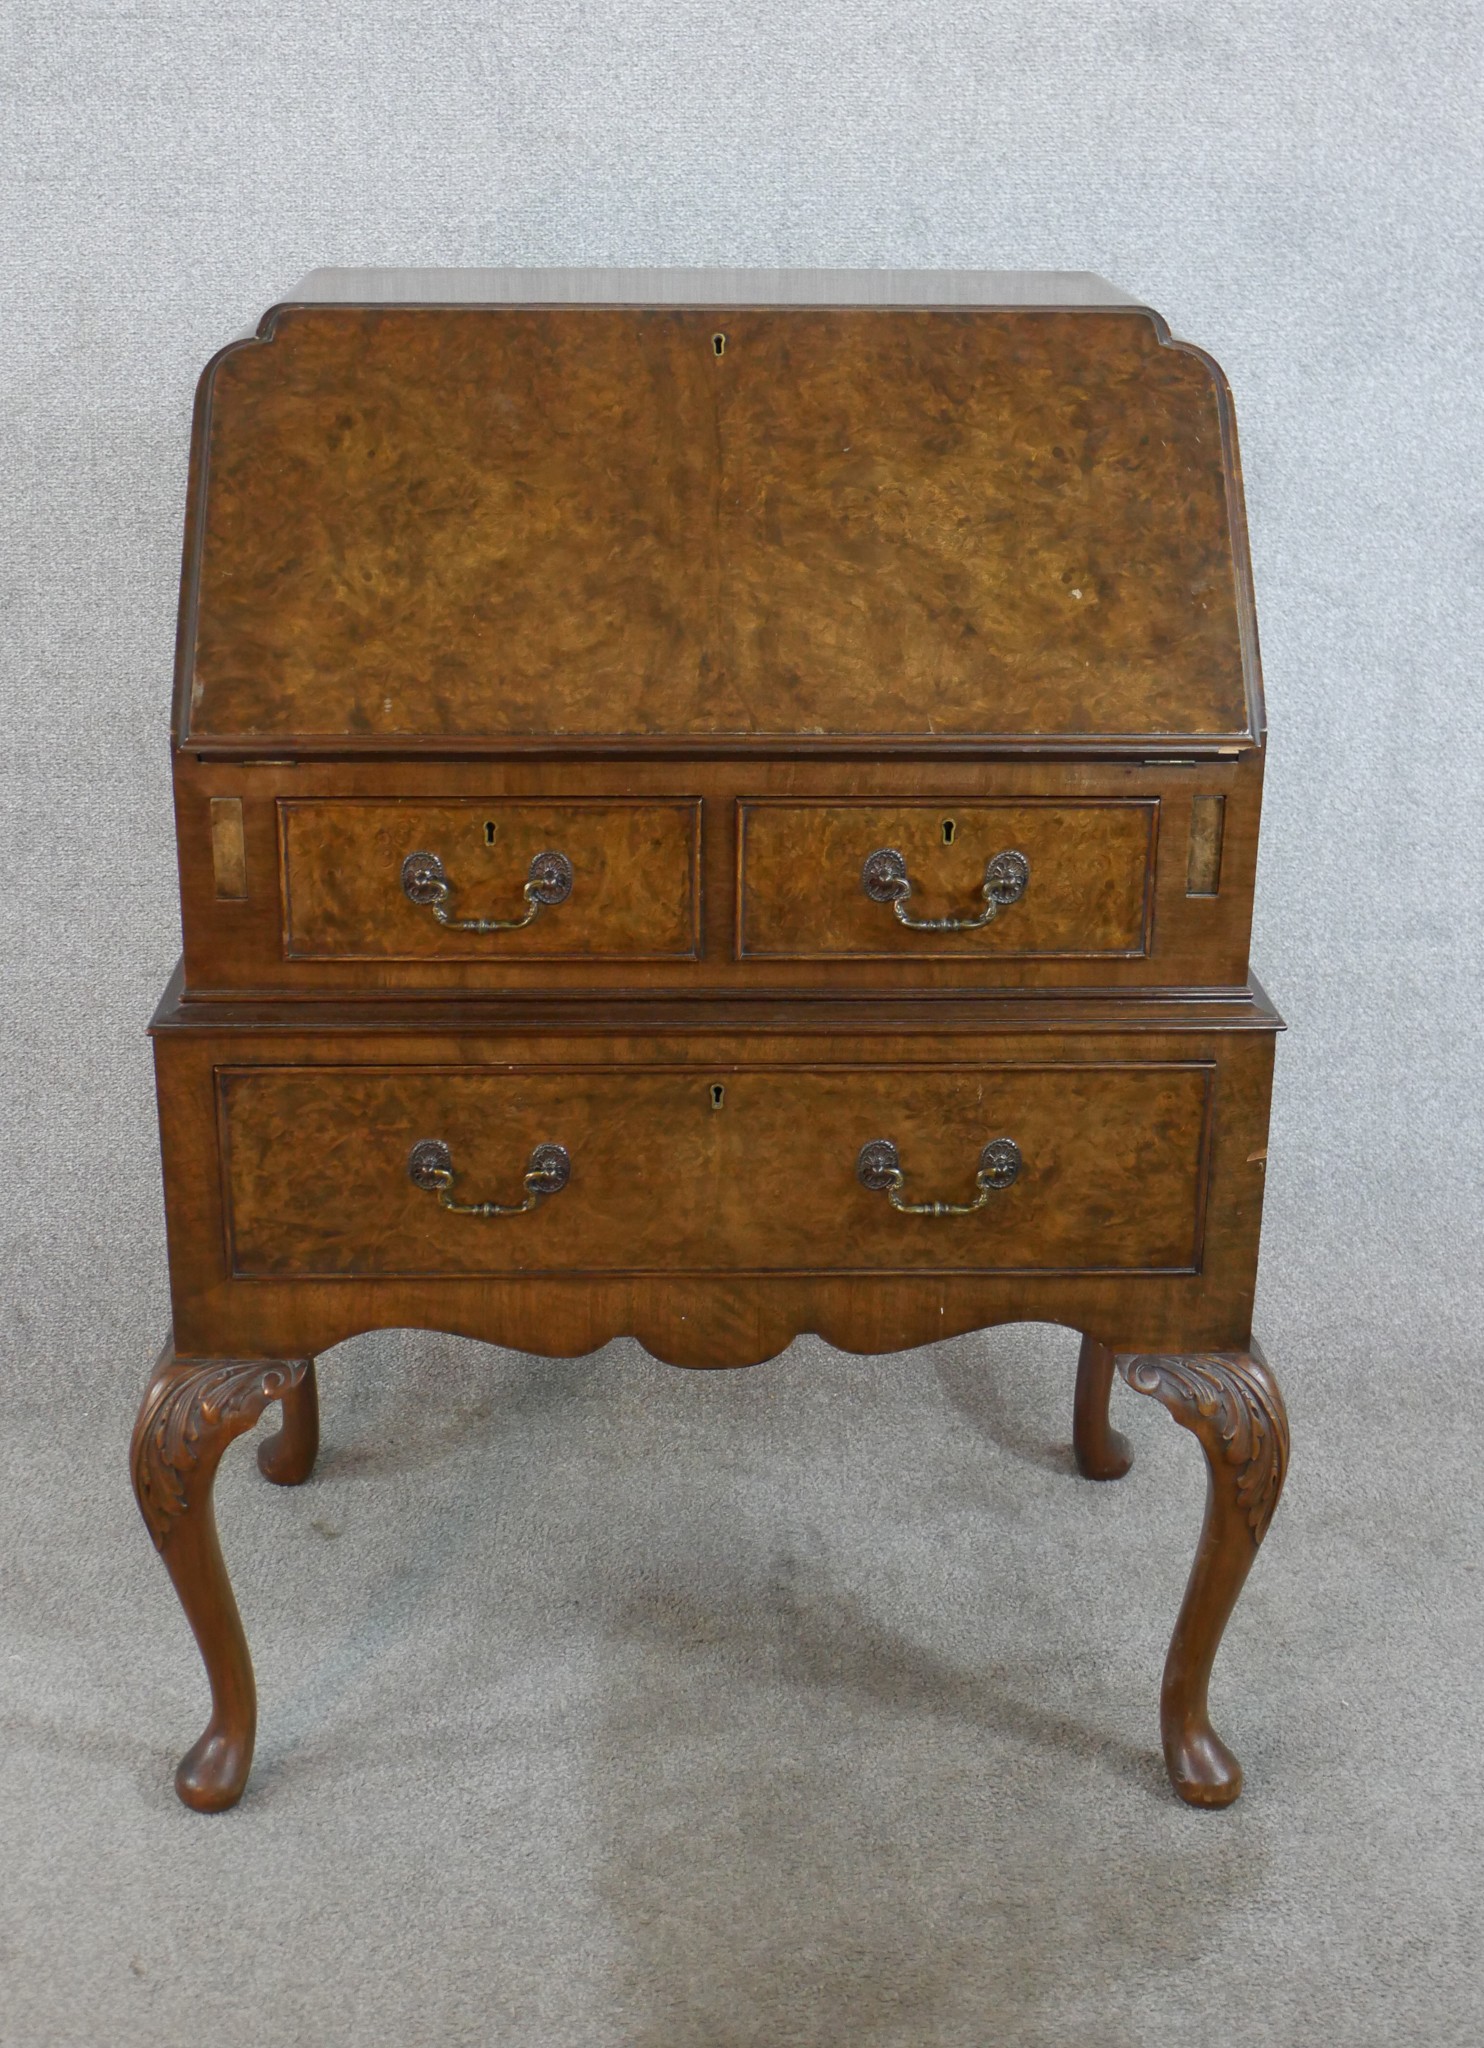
<box><xmin>401</xmin><ymin>848</ymin><xmax>573</xmax><ymax>933</ymax></box>
<box><xmin>860</xmin><ymin>847</ymin><xmax>1029</xmax><ymax>932</ymax></box>
<box><xmin>407</xmin><ymin>1139</ymin><xmax>571</xmax><ymax>1217</ymax></box>
<box><xmin>857</xmin><ymin>1137</ymin><xmax>1022</xmax><ymax>1216</ymax></box>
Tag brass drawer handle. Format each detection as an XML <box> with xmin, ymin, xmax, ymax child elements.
<box><xmin>857</xmin><ymin>1136</ymin><xmax>1022</xmax><ymax>1216</ymax></box>
<box><xmin>861</xmin><ymin>847</ymin><xmax>1029</xmax><ymax>931</ymax></box>
<box><xmin>407</xmin><ymin>1138</ymin><xmax>571</xmax><ymax>1216</ymax></box>
<box><xmin>401</xmin><ymin>848</ymin><xmax>574</xmax><ymax>932</ymax></box>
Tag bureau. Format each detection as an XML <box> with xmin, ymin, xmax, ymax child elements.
<box><xmin>133</xmin><ymin>268</ymin><xmax>1287</xmax><ymax>1814</ymax></box>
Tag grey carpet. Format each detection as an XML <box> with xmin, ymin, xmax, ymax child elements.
<box><xmin>2</xmin><ymin>4</ymin><xmax>1482</xmax><ymax>2044</ymax></box>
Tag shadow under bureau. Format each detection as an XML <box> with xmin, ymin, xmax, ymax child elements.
<box><xmin>134</xmin><ymin>268</ymin><xmax>1287</xmax><ymax>1813</ymax></box>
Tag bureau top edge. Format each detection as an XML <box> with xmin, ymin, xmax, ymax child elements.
<box><xmin>270</xmin><ymin>267</ymin><xmax>1147</xmax><ymax>312</ymax></box>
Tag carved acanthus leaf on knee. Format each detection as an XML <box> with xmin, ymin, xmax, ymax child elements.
<box><xmin>132</xmin><ymin>1356</ymin><xmax>311</xmax><ymax>1548</ymax></box>
<box><xmin>1117</xmin><ymin>1351</ymin><xmax>1289</xmax><ymax>1539</ymax></box>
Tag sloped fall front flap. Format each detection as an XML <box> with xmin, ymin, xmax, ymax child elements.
<box><xmin>178</xmin><ymin>303</ymin><xmax>1259</xmax><ymax>750</ymax></box>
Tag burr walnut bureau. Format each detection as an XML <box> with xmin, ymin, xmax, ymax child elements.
<box><xmin>133</xmin><ymin>267</ymin><xmax>1288</xmax><ymax>1814</ymax></box>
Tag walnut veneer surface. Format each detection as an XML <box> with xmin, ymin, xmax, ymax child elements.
<box><xmin>138</xmin><ymin>270</ymin><xmax>1287</xmax><ymax>1816</ymax></box>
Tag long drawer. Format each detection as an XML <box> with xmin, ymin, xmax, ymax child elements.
<box><xmin>218</xmin><ymin>1059</ymin><xmax>1212</xmax><ymax>1278</ymax></box>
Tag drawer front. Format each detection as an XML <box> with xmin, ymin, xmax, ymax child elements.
<box><xmin>220</xmin><ymin>1060</ymin><xmax>1210</xmax><ymax>1278</ymax></box>
<box><xmin>738</xmin><ymin>800</ymin><xmax>1156</xmax><ymax>958</ymax></box>
<box><xmin>280</xmin><ymin>799</ymin><xmax>700</xmax><ymax>959</ymax></box>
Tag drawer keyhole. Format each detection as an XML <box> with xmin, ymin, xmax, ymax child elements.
<box><xmin>712</xmin><ymin>333</ymin><xmax>727</xmax><ymax>357</ymax></box>
<box><xmin>941</xmin><ymin>818</ymin><xmax>957</xmax><ymax>846</ymax></box>
<box><xmin>483</xmin><ymin>820</ymin><xmax>496</xmax><ymax>846</ymax></box>
<box><xmin>710</xmin><ymin>1083</ymin><xmax>726</xmax><ymax>1110</ymax></box>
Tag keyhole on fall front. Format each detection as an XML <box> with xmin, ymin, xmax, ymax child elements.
<box><xmin>710</xmin><ymin>1083</ymin><xmax>726</xmax><ymax>1110</ymax></box>
<box><xmin>712</xmin><ymin>333</ymin><xmax>727</xmax><ymax>356</ymax></box>
<box><xmin>941</xmin><ymin>818</ymin><xmax>957</xmax><ymax>846</ymax></box>
<box><xmin>484</xmin><ymin>820</ymin><xmax>496</xmax><ymax>845</ymax></box>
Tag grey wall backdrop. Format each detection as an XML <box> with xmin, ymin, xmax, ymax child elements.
<box><xmin>2</xmin><ymin>6</ymin><xmax>1481</xmax><ymax>2046</ymax></box>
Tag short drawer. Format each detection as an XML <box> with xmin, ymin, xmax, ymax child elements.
<box><xmin>737</xmin><ymin>800</ymin><xmax>1155</xmax><ymax>958</ymax></box>
<box><xmin>219</xmin><ymin>1059</ymin><xmax>1211</xmax><ymax>1278</ymax></box>
<box><xmin>279</xmin><ymin>799</ymin><xmax>700</xmax><ymax>959</ymax></box>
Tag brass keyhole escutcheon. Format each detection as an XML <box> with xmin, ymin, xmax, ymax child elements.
<box><xmin>710</xmin><ymin>1083</ymin><xmax>726</xmax><ymax>1110</ymax></box>
<box><xmin>712</xmin><ymin>332</ymin><xmax>727</xmax><ymax>357</ymax></box>
<box><xmin>483</xmin><ymin>820</ymin><xmax>497</xmax><ymax>846</ymax></box>
<box><xmin>941</xmin><ymin>818</ymin><xmax>957</xmax><ymax>846</ymax></box>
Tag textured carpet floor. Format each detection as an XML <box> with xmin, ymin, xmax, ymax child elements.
<box><xmin>3</xmin><ymin>2</ymin><xmax>1483</xmax><ymax>2043</ymax></box>
<box><xmin>3</xmin><ymin>1318</ymin><xmax>1483</xmax><ymax>2047</ymax></box>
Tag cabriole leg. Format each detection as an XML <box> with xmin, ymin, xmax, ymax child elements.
<box><xmin>131</xmin><ymin>1342</ymin><xmax>311</xmax><ymax>1812</ymax></box>
<box><xmin>1118</xmin><ymin>1345</ymin><xmax>1289</xmax><ymax>1808</ymax></box>
<box><xmin>257</xmin><ymin>1359</ymin><xmax>320</xmax><ymax>1485</ymax></box>
<box><xmin>1073</xmin><ymin>1333</ymin><xmax>1133</xmax><ymax>1479</ymax></box>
